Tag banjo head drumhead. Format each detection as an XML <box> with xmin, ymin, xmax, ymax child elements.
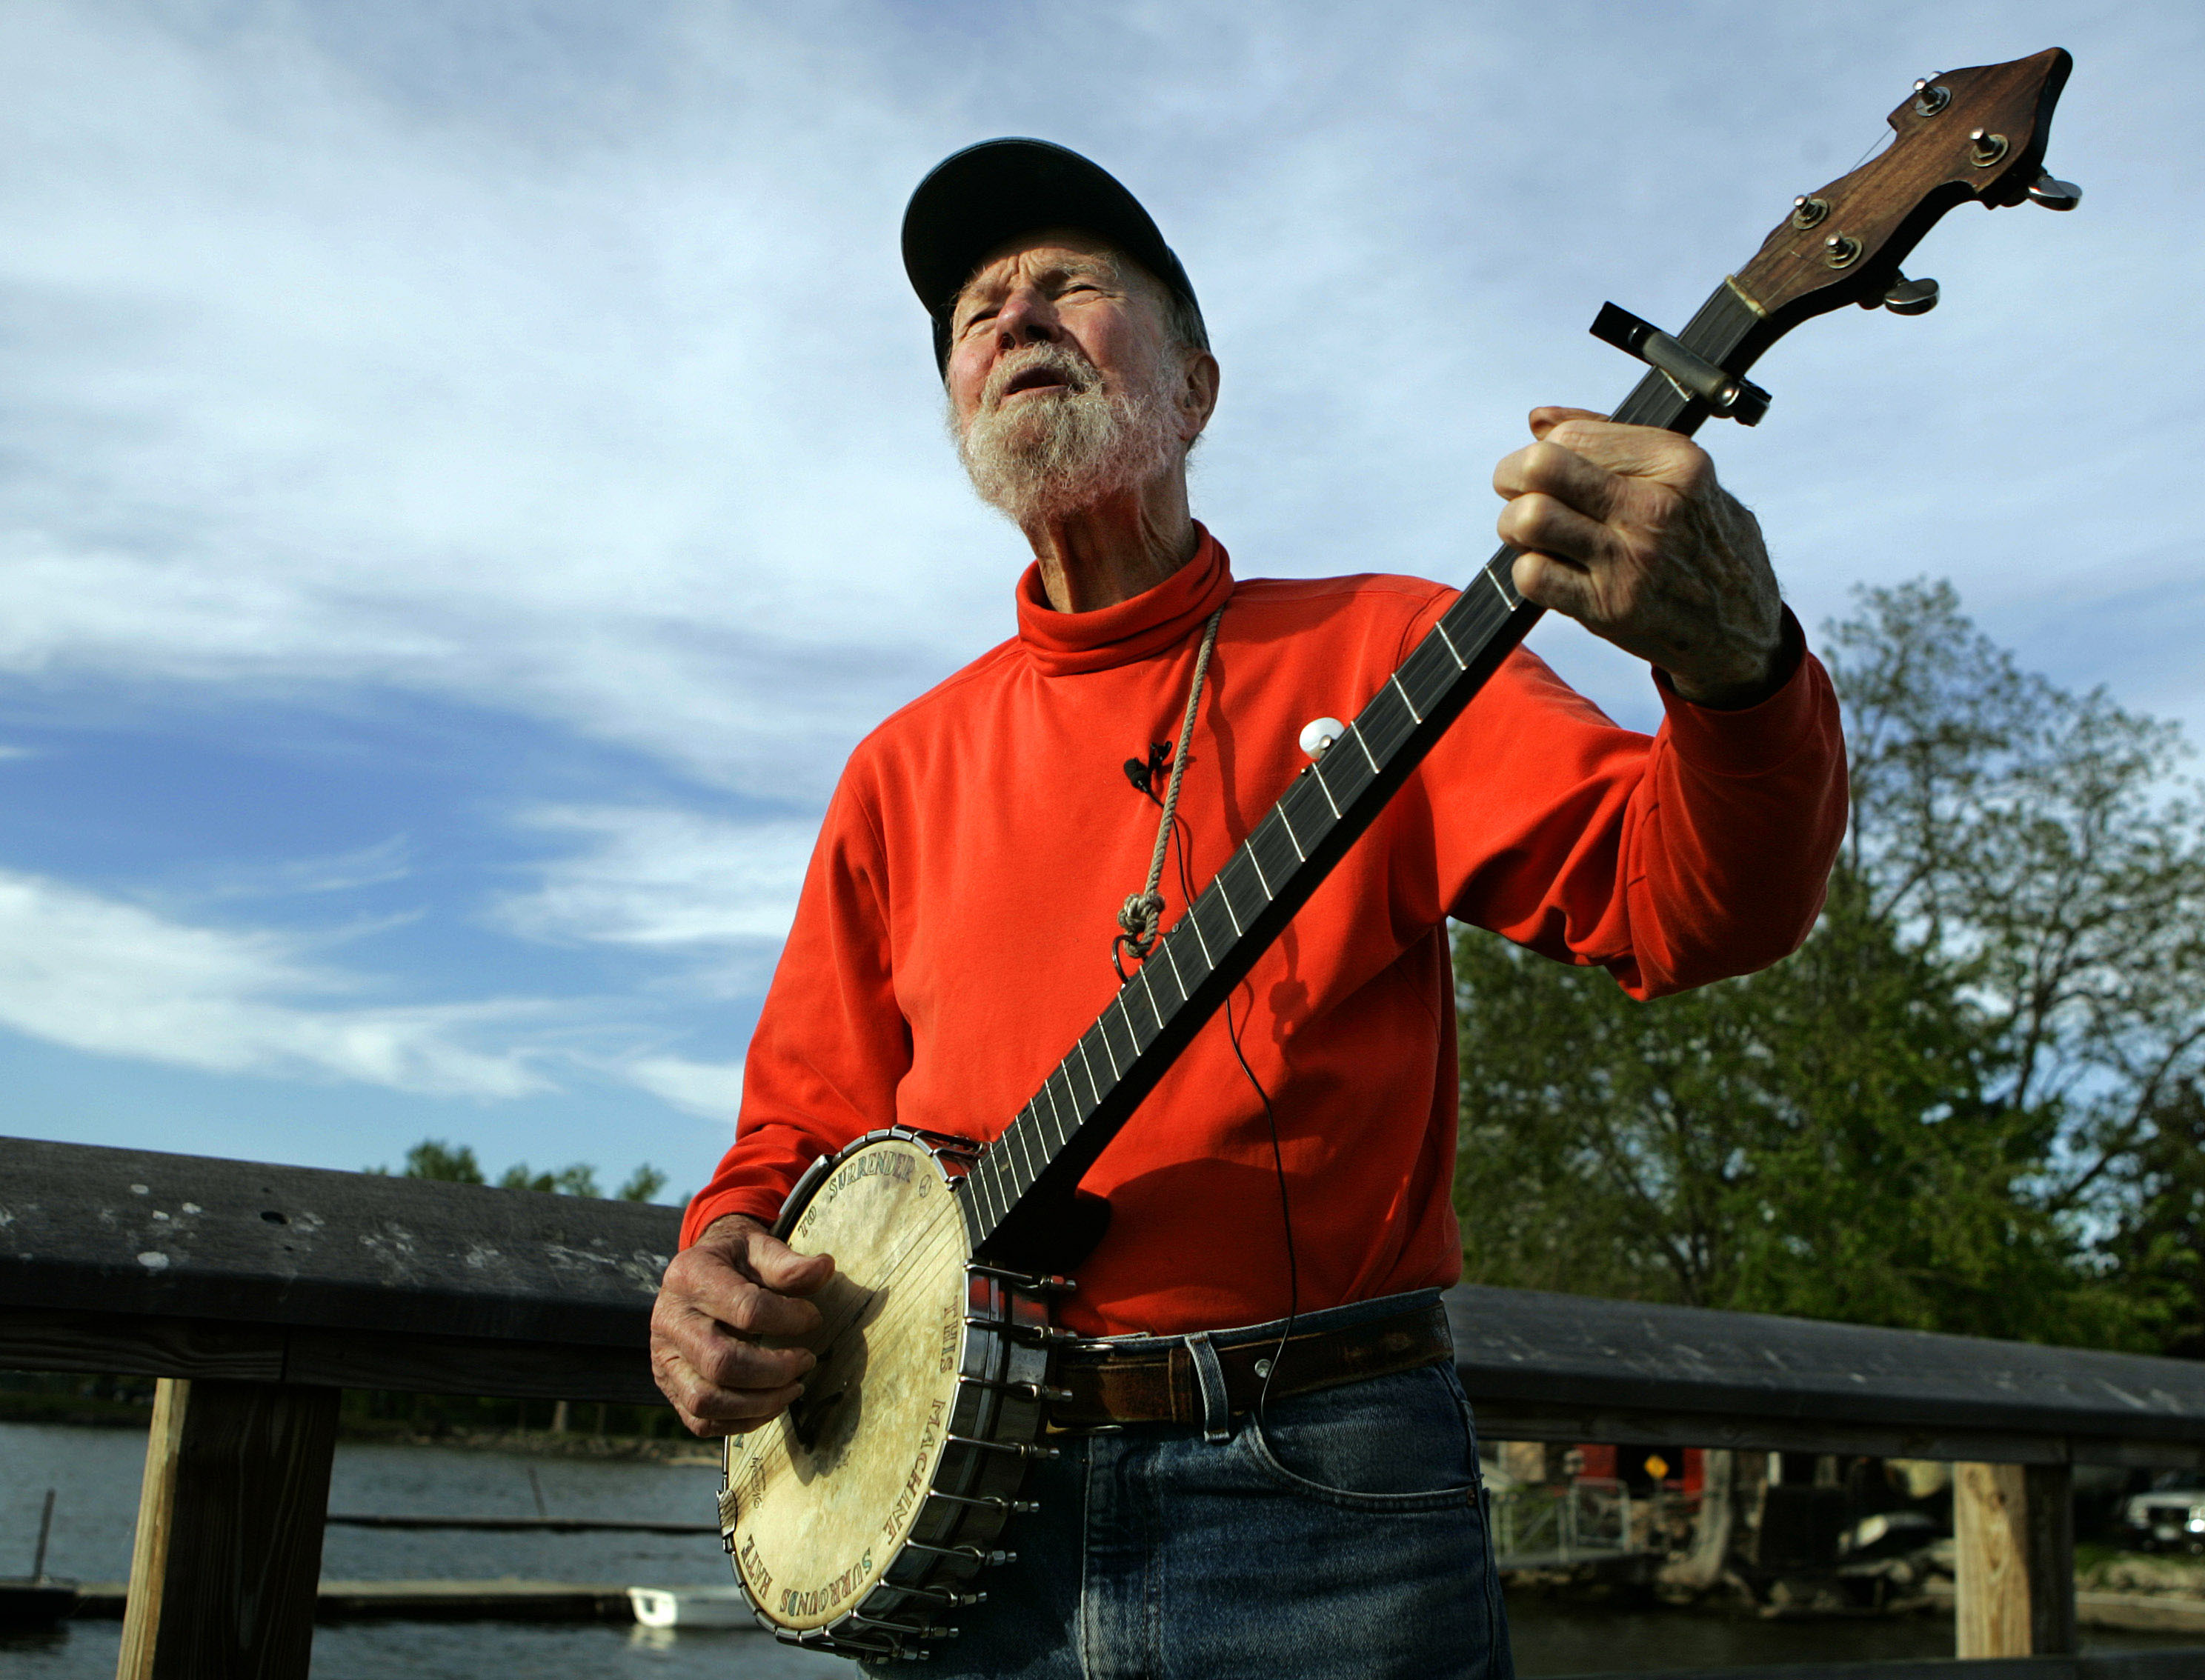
<box><xmin>722</xmin><ymin>1133</ymin><xmax>969</xmax><ymax>1631</ymax></box>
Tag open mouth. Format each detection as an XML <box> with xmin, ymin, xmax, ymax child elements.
<box><xmin>1001</xmin><ymin>364</ymin><xmax>1079</xmax><ymax>401</ymax></box>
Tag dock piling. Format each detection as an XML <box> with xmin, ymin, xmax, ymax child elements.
<box><xmin>116</xmin><ymin>1378</ymin><xmax>339</xmax><ymax>1680</ymax></box>
<box><xmin>1952</xmin><ymin>1460</ymin><xmax>2077</xmax><ymax>1659</ymax></box>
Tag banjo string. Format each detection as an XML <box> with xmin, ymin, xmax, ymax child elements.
<box><xmin>736</xmin><ymin>1195</ymin><xmax>965</xmax><ymax>1489</ymax></box>
<box><xmin>784</xmin><ymin>1172</ymin><xmax>964</xmax><ymax>1350</ymax></box>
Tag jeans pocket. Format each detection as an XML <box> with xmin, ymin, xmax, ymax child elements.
<box><xmin>1237</xmin><ymin>1363</ymin><xmax>1483</xmax><ymax>1513</ymax></box>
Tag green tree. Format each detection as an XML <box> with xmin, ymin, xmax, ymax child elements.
<box><xmin>1831</xmin><ymin>581</ymin><xmax>2205</xmax><ymax>1199</ymax></box>
<box><xmin>1454</xmin><ymin>873</ymin><xmax>2101</xmax><ymax>1339</ymax></box>
<box><xmin>370</xmin><ymin>1139</ymin><xmax>671</xmax><ymax>1203</ymax></box>
<box><xmin>2097</xmin><ymin>1079</ymin><xmax>2205</xmax><ymax>1358</ymax></box>
<box><xmin>498</xmin><ymin>1161</ymin><xmax>602</xmax><ymax>1196</ymax></box>
<box><xmin>1456</xmin><ymin>580</ymin><xmax>2204</xmax><ymax>1348</ymax></box>
<box><xmin>617</xmin><ymin>1163</ymin><xmax>669</xmax><ymax>1202</ymax></box>
<box><xmin>362</xmin><ymin>1139</ymin><xmax>485</xmax><ymax>1182</ymax></box>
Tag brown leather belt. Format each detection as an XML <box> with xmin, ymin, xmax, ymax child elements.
<box><xmin>1047</xmin><ymin>1301</ymin><xmax>1453</xmax><ymax>1430</ymax></box>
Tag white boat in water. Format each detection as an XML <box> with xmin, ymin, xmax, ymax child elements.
<box><xmin>626</xmin><ymin>1584</ymin><xmax>756</xmax><ymax>1629</ymax></box>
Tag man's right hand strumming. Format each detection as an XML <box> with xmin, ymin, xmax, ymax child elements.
<box><xmin>651</xmin><ymin>1213</ymin><xmax>837</xmax><ymax>1437</ymax></box>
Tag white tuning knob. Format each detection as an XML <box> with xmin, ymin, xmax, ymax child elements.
<box><xmin>1298</xmin><ymin>717</ymin><xmax>1346</xmax><ymax>759</ymax></box>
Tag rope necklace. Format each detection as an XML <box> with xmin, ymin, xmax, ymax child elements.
<box><xmin>1112</xmin><ymin>604</ymin><xmax>1225</xmax><ymax>981</ymax></box>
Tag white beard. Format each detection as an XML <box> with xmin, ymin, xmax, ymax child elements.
<box><xmin>954</xmin><ymin>343</ymin><xmax>1183</xmax><ymax>527</ymax></box>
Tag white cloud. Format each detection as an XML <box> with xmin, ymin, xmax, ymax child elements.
<box><xmin>619</xmin><ymin>1053</ymin><xmax>744</xmax><ymax>1123</ymax></box>
<box><xmin>0</xmin><ymin>1</ymin><xmax>2188</xmax><ymax>799</ymax></box>
<box><xmin>1</xmin><ymin>1</ymin><xmax>2202</xmax><ymax>1184</ymax></box>
<box><xmin>0</xmin><ymin>1</ymin><xmax>984</xmax><ymax>799</ymax></box>
<box><xmin>497</xmin><ymin>805</ymin><xmax>815</xmax><ymax>949</ymax></box>
<box><xmin>199</xmin><ymin>837</ymin><xmax>416</xmax><ymax>901</ymax></box>
<box><xmin>0</xmin><ymin>868</ymin><xmax>546</xmax><ymax>1097</ymax></box>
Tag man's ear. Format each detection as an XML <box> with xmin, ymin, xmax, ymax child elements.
<box><xmin>1179</xmin><ymin>350</ymin><xmax>1220</xmax><ymax>443</ymax></box>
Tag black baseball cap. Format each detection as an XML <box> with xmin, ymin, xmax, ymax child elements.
<box><xmin>902</xmin><ymin>138</ymin><xmax>1203</xmax><ymax>373</ymax></box>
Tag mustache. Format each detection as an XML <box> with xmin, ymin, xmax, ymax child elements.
<box><xmin>980</xmin><ymin>343</ymin><xmax>1099</xmax><ymax>411</ymax></box>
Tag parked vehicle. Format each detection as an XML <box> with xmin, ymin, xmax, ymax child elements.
<box><xmin>2121</xmin><ymin>1470</ymin><xmax>2205</xmax><ymax>1553</ymax></box>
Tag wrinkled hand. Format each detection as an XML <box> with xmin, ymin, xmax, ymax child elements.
<box><xmin>651</xmin><ymin>1213</ymin><xmax>835</xmax><ymax>1437</ymax></box>
<box><xmin>1494</xmin><ymin>407</ymin><xmax>1784</xmax><ymax>707</ymax></box>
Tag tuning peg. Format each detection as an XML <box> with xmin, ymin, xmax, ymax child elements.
<box><xmin>2026</xmin><ymin>173</ymin><xmax>2082</xmax><ymax>211</ymax></box>
<box><xmin>1881</xmin><ymin>273</ymin><xmax>1940</xmax><ymax>316</ymax></box>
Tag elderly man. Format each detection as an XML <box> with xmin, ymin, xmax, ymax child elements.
<box><xmin>652</xmin><ymin>141</ymin><xmax>1845</xmax><ymax>1677</ymax></box>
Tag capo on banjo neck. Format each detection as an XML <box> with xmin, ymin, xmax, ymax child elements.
<box><xmin>1591</xmin><ymin>302</ymin><xmax>1772</xmax><ymax>424</ymax></box>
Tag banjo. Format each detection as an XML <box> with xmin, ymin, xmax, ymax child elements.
<box><xmin>719</xmin><ymin>50</ymin><xmax>2080</xmax><ymax>1661</ymax></box>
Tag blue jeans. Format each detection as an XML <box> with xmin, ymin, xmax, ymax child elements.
<box><xmin>869</xmin><ymin>1290</ymin><xmax>1514</xmax><ymax>1679</ymax></box>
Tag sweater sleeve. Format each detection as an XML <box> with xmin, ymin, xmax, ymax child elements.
<box><xmin>1420</xmin><ymin>603</ymin><xmax>1847</xmax><ymax>999</ymax></box>
<box><xmin>679</xmin><ymin>761</ymin><xmax>909</xmax><ymax>1248</ymax></box>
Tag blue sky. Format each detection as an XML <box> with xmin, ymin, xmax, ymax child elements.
<box><xmin>1</xmin><ymin>1</ymin><xmax>2198</xmax><ymax>1204</ymax></box>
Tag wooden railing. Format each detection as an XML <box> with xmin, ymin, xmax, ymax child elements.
<box><xmin>4</xmin><ymin>1134</ymin><xmax>2204</xmax><ymax>1679</ymax></box>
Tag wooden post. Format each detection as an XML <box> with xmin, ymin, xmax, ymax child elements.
<box><xmin>1954</xmin><ymin>1460</ymin><xmax>2076</xmax><ymax>1659</ymax></box>
<box><xmin>2024</xmin><ymin>1462</ymin><xmax>2078</xmax><ymax>1655</ymax></box>
<box><xmin>118</xmin><ymin>1378</ymin><xmax>339</xmax><ymax>1680</ymax></box>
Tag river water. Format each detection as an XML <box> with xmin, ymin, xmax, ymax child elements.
<box><xmin>1</xmin><ymin>1420</ymin><xmax>2196</xmax><ymax>1677</ymax></box>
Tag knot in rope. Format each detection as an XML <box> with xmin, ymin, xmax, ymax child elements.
<box><xmin>1118</xmin><ymin>890</ymin><xmax>1165</xmax><ymax>953</ymax></box>
<box><xmin>1110</xmin><ymin>605</ymin><xmax>1224</xmax><ymax>984</ymax></box>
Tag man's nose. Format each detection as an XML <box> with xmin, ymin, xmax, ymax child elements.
<box><xmin>994</xmin><ymin>287</ymin><xmax>1060</xmax><ymax>348</ymax></box>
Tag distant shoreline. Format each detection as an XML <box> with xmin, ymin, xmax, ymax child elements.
<box><xmin>0</xmin><ymin>1404</ymin><xmax>716</xmax><ymax>1464</ymax></box>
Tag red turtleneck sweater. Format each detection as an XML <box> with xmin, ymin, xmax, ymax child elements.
<box><xmin>682</xmin><ymin>533</ymin><xmax>1846</xmax><ymax>1337</ymax></box>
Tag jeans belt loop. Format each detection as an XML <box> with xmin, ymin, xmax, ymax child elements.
<box><xmin>1184</xmin><ymin>1330</ymin><xmax>1231</xmax><ymax>1443</ymax></box>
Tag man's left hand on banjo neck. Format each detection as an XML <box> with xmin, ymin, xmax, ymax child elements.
<box><xmin>1496</xmin><ymin>404</ymin><xmax>1788</xmax><ymax>710</ymax></box>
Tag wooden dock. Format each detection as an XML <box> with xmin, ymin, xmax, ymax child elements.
<box><xmin>324</xmin><ymin>1513</ymin><xmax>716</xmax><ymax>1535</ymax></box>
<box><xmin>10</xmin><ymin>1136</ymin><xmax>2205</xmax><ymax>1676</ymax></box>
<box><xmin>73</xmin><ymin>1579</ymin><xmax>649</xmax><ymax>1623</ymax></box>
<box><xmin>1924</xmin><ymin>1579</ymin><xmax>2205</xmax><ymax>1638</ymax></box>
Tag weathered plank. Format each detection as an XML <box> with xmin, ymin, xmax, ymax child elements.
<box><xmin>325</xmin><ymin>1513</ymin><xmax>716</xmax><ymax>1533</ymax></box>
<box><xmin>1448</xmin><ymin>1287</ymin><xmax>2205</xmax><ymax>1456</ymax></box>
<box><xmin>1469</xmin><ymin>1401</ymin><xmax>2078</xmax><ymax>1467</ymax></box>
<box><xmin>1950</xmin><ymin>1461</ymin><xmax>2077</xmax><ymax>1659</ymax></box>
<box><xmin>2026</xmin><ymin>1464</ymin><xmax>2079</xmax><ymax>1656</ymax></box>
<box><xmin>78</xmin><ymin>1579</ymin><xmax>642</xmax><ymax>1624</ymax></box>
<box><xmin>0</xmin><ymin>1306</ymin><xmax>285</xmax><ymax>1384</ymax></box>
<box><xmin>0</xmin><ymin>1305</ymin><xmax>662</xmax><ymax>1404</ymax></box>
<box><xmin>1956</xmin><ymin>1462</ymin><xmax>2034</xmax><ymax>1659</ymax></box>
<box><xmin>9</xmin><ymin>1139</ymin><xmax>2205</xmax><ymax>1467</ymax></box>
<box><xmin>279</xmin><ymin>1324</ymin><xmax>659</xmax><ymax>1404</ymax></box>
<box><xmin>0</xmin><ymin>1135</ymin><xmax>677</xmax><ymax>1347</ymax></box>
<box><xmin>116</xmin><ymin>1378</ymin><xmax>339</xmax><ymax>1680</ymax></box>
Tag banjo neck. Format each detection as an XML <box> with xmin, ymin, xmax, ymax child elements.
<box><xmin>966</xmin><ymin>281</ymin><xmax>1763</xmax><ymax>1273</ymax></box>
<box><xmin>964</xmin><ymin>41</ymin><xmax>2079</xmax><ymax>1272</ymax></box>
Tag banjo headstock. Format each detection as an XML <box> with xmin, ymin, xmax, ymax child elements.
<box><xmin>1733</xmin><ymin>47</ymin><xmax>2077</xmax><ymax>325</ymax></box>
<box><xmin>1594</xmin><ymin>48</ymin><xmax>2080</xmax><ymax>425</ymax></box>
